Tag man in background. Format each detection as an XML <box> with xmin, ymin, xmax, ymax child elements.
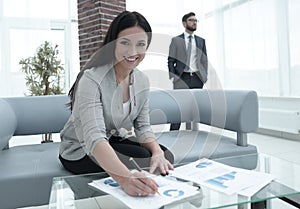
<box><xmin>168</xmin><ymin>12</ymin><xmax>208</xmax><ymax>131</ymax></box>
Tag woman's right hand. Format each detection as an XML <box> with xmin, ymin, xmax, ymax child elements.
<box><xmin>92</xmin><ymin>141</ymin><xmax>158</xmax><ymax>197</ymax></box>
<box><xmin>120</xmin><ymin>172</ymin><xmax>158</xmax><ymax>197</ymax></box>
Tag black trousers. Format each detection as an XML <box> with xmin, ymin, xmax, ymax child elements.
<box><xmin>59</xmin><ymin>136</ymin><xmax>174</xmax><ymax>175</ymax></box>
<box><xmin>170</xmin><ymin>72</ymin><xmax>204</xmax><ymax>131</ymax></box>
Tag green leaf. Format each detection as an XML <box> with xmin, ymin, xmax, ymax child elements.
<box><xmin>19</xmin><ymin>41</ymin><xmax>65</xmax><ymax>96</ymax></box>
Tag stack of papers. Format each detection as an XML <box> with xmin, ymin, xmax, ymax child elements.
<box><xmin>171</xmin><ymin>158</ymin><xmax>275</xmax><ymax>196</ymax></box>
<box><xmin>89</xmin><ymin>159</ymin><xmax>275</xmax><ymax>209</ymax></box>
<box><xmin>89</xmin><ymin>174</ymin><xmax>200</xmax><ymax>209</ymax></box>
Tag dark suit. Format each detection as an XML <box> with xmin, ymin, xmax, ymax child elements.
<box><xmin>168</xmin><ymin>33</ymin><xmax>208</xmax><ymax>130</ymax></box>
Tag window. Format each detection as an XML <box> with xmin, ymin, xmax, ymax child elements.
<box><xmin>288</xmin><ymin>0</ymin><xmax>300</xmax><ymax>96</ymax></box>
<box><xmin>128</xmin><ymin>0</ymin><xmax>300</xmax><ymax>97</ymax></box>
<box><xmin>224</xmin><ymin>0</ymin><xmax>278</xmax><ymax>71</ymax></box>
<box><xmin>10</xmin><ymin>29</ymin><xmax>65</xmax><ymax>73</ymax></box>
<box><xmin>3</xmin><ymin>0</ymin><xmax>69</xmax><ymax>19</ymax></box>
<box><xmin>0</xmin><ymin>0</ymin><xmax>79</xmax><ymax>97</ymax></box>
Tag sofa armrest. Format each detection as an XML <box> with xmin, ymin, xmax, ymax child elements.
<box><xmin>191</xmin><ymin>90</ymin><xmax>259</xmax><ymax>133</ymax></box>
<box><xmin>0</xmin><ymin>99</ymin><xmax>17</xmax><ymax>150</ymax></box>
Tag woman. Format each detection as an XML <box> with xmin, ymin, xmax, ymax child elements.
<box><xmin>59</xmin><ymin>11</ymin><xmax>174</xmax><ymax>197</ymax></box>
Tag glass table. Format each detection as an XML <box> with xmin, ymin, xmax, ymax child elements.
<box><xmin>49</xmin><ymin>154</ymin><xmax>300</xmax><ymax>209</ymax></box>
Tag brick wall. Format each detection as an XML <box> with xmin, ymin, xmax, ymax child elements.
<box><xmin>77</xmin><ymin>0</ymin><xmax>126</xmax><ymax>69</ymax></box>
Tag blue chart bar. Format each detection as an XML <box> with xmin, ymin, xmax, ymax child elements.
<box><xmin>205</xmin><ymin>171</ymin><xmax>237</xmax><ymax>189</ymax></box>
<box><xmin>196</xmin><ymin>161</ymin><xmax>212</xmax><ymax>169</ymax></box>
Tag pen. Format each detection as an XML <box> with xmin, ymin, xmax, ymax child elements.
<box><xmin>129</xmin><ymin>157</ymin><xmax>161</xmax><ymax>195</ymax></box>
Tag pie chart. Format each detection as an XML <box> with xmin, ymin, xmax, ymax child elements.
<box><xmin>163</xmin><ymin>189</ymin><xmax>184</xmax><ymax>198</ymax></box>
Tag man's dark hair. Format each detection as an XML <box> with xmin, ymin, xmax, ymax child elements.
<box><xmin>182</xmin><ymin>12</ymin><xmax>196</xmax><ymax>22</ymax></box>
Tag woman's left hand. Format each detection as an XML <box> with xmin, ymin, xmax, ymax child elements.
<box><xmin>149</xmin><ymin>152</ymin><xmax>174</xmax><ymax>175</ymax></box>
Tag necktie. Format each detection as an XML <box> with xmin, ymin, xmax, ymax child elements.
<box><xmin>185</xmin><ymin>35</ymin><xmax>192</xmax><ymax>71</ymax></box>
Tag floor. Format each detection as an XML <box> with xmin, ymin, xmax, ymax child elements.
<box><xmin>12</xmin><ymin>127</ymin><xmax>300</xmax><ymax>209</ymax></box>
<box><xmin>248</xmin><ymin>133</ymin><xmax>300</xmax><ymax>165</ymax></box>
<box><xmin>228</xmin><ymin>132</ymin><xmax>300</xmax><ymax>209</ymax></box>
<box><xmin>248</xmin><ymin>133</ymin><xmax>300</xmax><ymax>209</ymax></box>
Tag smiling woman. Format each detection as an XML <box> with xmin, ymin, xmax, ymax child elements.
<box><xmin>58</xmin><ymin>11</ymin><xmax>174</xmax><ymax>198</ymax></box>
<box><xmin>114</xmin><ymin>27</ymin><xmax>148</xmax><ymax>81</ymax></box>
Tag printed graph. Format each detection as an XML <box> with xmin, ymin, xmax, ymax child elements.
<box><xmin>104</xmin><ymin>178</ymin><xmax>119</xmax><ymax>187</ymax></box>
<box><xmin>205</xmin><ymin>171</ymin><xmax>237</xmax><ymax>189</ymax></box>
<box><xmin>163</xmin><ymin>189</ymin><xmax>184</xmax><ymax>198</ymax></box>
<box><xmin>196</xmin><ymin>161</ymin><xmax>213</xmax><ymax>169</ymax></box>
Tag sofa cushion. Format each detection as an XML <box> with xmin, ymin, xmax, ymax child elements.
<box><xmin>0</xmin><ymin>142</ymin><xmax>71</xmax><ymax>209</ymax></box>
<box><xmin>156</xmin><ymin>130</ymin><xmax>258</xmax><ymax>169</ymax></box>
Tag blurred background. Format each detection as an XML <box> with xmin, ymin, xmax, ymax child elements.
<box><xmin>1</xmin><ymin>0</ymin><xmax>299</xmax><ymax>140</ymax></box>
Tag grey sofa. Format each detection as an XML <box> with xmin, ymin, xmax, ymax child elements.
<box><xmin>0</xmin><ymin>89</ymin><xmax>258</xmax><ymax>209</ymax></box>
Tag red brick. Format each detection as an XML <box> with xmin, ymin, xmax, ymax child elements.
<box><xmin>77</xmin><ymin>0</ymin><xmax>126</xmax><ymax>69</ymax></box>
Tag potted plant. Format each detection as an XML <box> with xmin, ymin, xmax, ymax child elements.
<box><xmin>19</xmin><ymin>41</ymin><xmax>65</xmax><ymax>143</ymax></box>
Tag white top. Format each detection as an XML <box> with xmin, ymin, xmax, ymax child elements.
<box><xmin>122</xmin><ymin>100</ymin><xmax>130</xmax><ymax>117</ymax></box>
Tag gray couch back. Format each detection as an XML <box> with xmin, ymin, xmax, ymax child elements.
<box><xmin>149</xmin><ymin>89</ymin><xmax>258</xmax><ymax>132</ymax></box>
<box><xmin>0</xmin><ymin>89</ymin><xmax>258</xmax><ymax>150</ymax></box>
<box><xmin>0</xmin><ymin>95</ymin><xmax>70</xmax><ymax>149</ymax></box>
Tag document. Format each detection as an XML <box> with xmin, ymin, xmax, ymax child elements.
<box><xmin>89</xmin><ymin>173</ymin><xmax>200</xmax><ymax>209</ymax></box>
<box><xmin>171</xmin><ymin>158</ymin><xmax>275</xmax><ymax>196</ymax></box>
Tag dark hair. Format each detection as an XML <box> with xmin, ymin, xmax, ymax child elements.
<box><xmin>182</xmin><ymin>12</ymin><xmax>196</xmax><ymax>22</ymax></box>
<box><xmin>67</xmin><ymin>11</ymin><xmax>152</xmax><ymax>110</ymax></box>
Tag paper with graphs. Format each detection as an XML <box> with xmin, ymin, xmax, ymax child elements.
<box><xmin>89</xmin><ymin>174</ymin><xmax>200</xmax><ymax>209</ymax></box>
<box><xmin>171</xmin><ymin>158</ymin><xmax>274</xmax><ymax>196</ymax></box>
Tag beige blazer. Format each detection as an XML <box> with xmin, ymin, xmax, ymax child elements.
<box><xmin>59</xmin><ymin>63</ymin><xmax>155</xmax><ymax>160</ymax></box>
